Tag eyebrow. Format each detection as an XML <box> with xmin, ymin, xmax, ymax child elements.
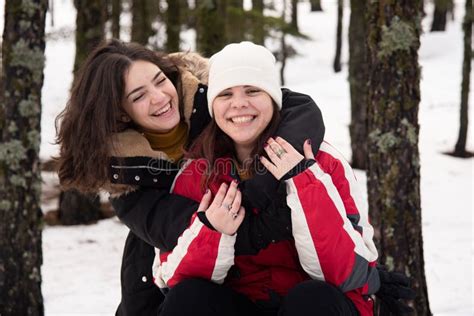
<box><xmin>126</xmin><ymin>71</ymin><xmax>163</xmax><ymax>99</ymax></box>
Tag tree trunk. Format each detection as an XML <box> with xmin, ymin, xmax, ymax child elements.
<box><xmin>50</xmin><ymin>0</ymin><xmax>55</xmax><ymax>27</ymax></box>
<box><xmin>166</xmin><ymin>0</ymin><xmax>181</xmax><ymax>52</ymax></box>
<box><xmin>333</xmin><ymin>0</ymin><xmax>343</xmax><ymax>72</ymax></box>
<box><xmin>111</xmin><ymin>0</ymin><xmax>122</xmax><ymax>39</ymax></box>
<box><xmin>73</xmin><ymin>0</ymin><xmax>106</xmax><ymax>73</ymax></box>
<box><xmin>131</xmin><ymin>0</ymin><xmax>155</xmax><ymax>45</ymax></box>
<box><xmin>366</xmin><ymin>1</ymin><xmax>432</xmax><ymax>315</ymax></box>
<box><xmin>431</xmin><ymin>0</ymin><xmax>449</xmax><ymax>32</ymax></box>
<box><xmin>280</xmin><ymin>1</ymin><xmax>288</xmax><ymax>86</ymax></box>
<box><xmin>348</xmin><ymin>0</ymin><xmax>368</xmax><ymax>169</ymax></box>
<box><xmin>310</xmin><ymin>0</ymin><xmax>323</xmax><ymax>11</ymax></box>
<box><xmin>453</xmin><ymin>0</ymin><xmax>472</xmax><ymax>157</ymax></box>
<box><xmin>227</xmin><ymin>0</ymin><xmax>245</xmax><ymax>43</ymax></box>
<box><xmin>196</xmin><ymin>0</ymin><xmax>227</xmax><ymax>57</ymax></box>
<box><xmin>65</xmin><ymin>0</ymin><xmax>106</xmax><ymax>225</ymax></box>
<box><xmin>252</xmin><ymin>0</ymin><xmax>265</xmax><ymax>45</ymax></box>
<box><xmin>0</xmin><ymin>1</ymin><xmax>48</xmax><ymax>315</ymax></box>
<box><xmin>290</xmin><ymin>0</ymin><xmax>298</xmax><ymax>32</ymax></box>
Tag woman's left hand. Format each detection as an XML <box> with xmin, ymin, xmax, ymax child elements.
<box><xmin>260</xmin><ymin>137</ymin><xmax>314</xmax><ymax>180</ymax></box>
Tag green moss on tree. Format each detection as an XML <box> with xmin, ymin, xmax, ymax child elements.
<box><xmin>378</xmin><ymin>18</ymin><xmax>417</xmax><ymax>58</ymax></box>
<box><xmin>11</xmin><ymin>39</ymin><xmax>45</xmax><ymax>82</ymax></box>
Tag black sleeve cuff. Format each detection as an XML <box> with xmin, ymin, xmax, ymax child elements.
<box><xmin>197</xmin><ymin>212</ymin><xmax>216</xmax><ymax>231</ymax></box>
<box><xmin>281</xmin><ymin>159</ymin><xmax>316</xmax><ymax>181</ymax></box>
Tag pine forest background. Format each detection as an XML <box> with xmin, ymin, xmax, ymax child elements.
<box><xmin>0</xmin><ymin>0</ymin><xmax>472</xmax><ymax>315</ymax></box>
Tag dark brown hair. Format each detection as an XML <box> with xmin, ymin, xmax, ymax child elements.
<box><xmin>187</xmin><ymin>102</ymin><xmax>280</xmax><ymax>187</ymax></box>
<box><xmin>55</xmin><ymin>39</ymin><xmax>184</xmax><ymax>193</ymax></box>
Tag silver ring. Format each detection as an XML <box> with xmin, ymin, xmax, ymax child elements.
<box><xmin>222</xmin><ymin>203</ymin><xmax>232</xmax><ymax>211</ymax></box>
<box><xmin>232</xmin><ymin>213</ymin><xmax>238</xmax><ymax>219</ymax></box>
<box><xmin>275</xmin><ymin>148</ymin><xmax>286</xmax><ymax>159</ymax></box>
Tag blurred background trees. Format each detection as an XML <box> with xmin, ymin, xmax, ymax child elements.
<box><xmin>1</xmin><ymin>1</ymin><xmax>471</xmax><ymax>315</ymax></box>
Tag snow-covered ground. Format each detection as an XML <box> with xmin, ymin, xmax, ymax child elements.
<box><xmin>1</xmin><ymin>0</ymin><xmax>472</xmax><ymax>315</ymax></box>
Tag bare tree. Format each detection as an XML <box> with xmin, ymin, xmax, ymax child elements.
<box><xmin>73</xmin><ymin>0</ymin><xmax>106</xmax><ymax>73</ymax></box>
<box><xmin>166</xmin><ymin>0</ymin><xmax>181</xmax><ymax>51</ymax></box>
<box><xmin>348</xmin><ymin>0</ymin><xmax>368</xmax><ymax>169</ymax></box>
<box><xmin>111</xmin><ymin>0</ymin><xmax>122</xmax><ymax>39</ymax></box>
<box><xmin>451</xmin><ymin>0</ymin><xmax>472</xmax><ymax>157</ymax></box>
<box><xmin>0</xmin><ymin>0</ymin><xmax>48</xmax><ymax>314</ymax></box>
<box><xmin>431</xmin><ymin>0</ymin><xmax>454</xmax><ymax>32</ymax></box>
<box><xmin>252</xmin><ymin>0</ymin><xmax>265</xmax><ymax>44</ymax></box>
<box><xmin>290</xmin><ymin>0</ymin><xmax>298</xmax><ymax>32</ymax></box>
<box><xmin>310</xmin><ymin>0</ymin><xmax>323</xmax><ymax>11</ymax></box>
<box><xmin>196</xmin><ymin>0</ymin><xmax>227</xmax><ymax>56</ymax></box>
<box><xmin>131</xmin><ymin>0</ymin><xmax>158</xmax><ymax>45</ymax></box>
<box><xmin>366</xmin><ymin>0</ymin><xmax>432</xmax><ymax>315</ymax></box>
<box><xmin>333</xmin><ymin>0</ymin><xmax>343</xmax><ymax>72</ymax></box>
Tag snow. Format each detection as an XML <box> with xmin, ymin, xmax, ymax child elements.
<box><xmin>1</xmin><ymin>0</ymin><xmax>472</xmax><ymax>315</ymax></box>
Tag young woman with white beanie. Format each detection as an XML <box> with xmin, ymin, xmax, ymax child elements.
<box><xmin>153</xmin><ymin>42</ymin><xmax>381</xmax><ymax>316</ymax></box>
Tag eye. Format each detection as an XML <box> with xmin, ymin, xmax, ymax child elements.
<box><xmin>154</xmin><ymin>77</ymin><xmax>166</xmax><ymax>86</ymax></box>
<box><xmin>246</xmin><ymin>88</ymin><xmax>261</xmax><ymax>95</ymax></box>
<box><xmin>132</xmin><ymin>94</ymin><xmax>145</xmax><ymax>102</ymax></box>
<box><xmin>216</xmin><ymin>91</ymin><xmax>232</xmax><ymax>98</ymax></box>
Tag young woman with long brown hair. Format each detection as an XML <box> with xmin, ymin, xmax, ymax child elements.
<box><xmin>55</xmin><ymin>39</ymin><xmax>326</xmax><ymax>315</ymax></box>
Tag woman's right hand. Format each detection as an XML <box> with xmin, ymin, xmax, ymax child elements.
<box><xmin>197</xmin><ymin>181</ymin><xmax>245</xmax><ymax>236</ymax></box>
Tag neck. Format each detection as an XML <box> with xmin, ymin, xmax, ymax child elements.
<box><xmin>235</xmin><ymin>143</ymin><xmax>254</xmax><ymax>166</ymax></box>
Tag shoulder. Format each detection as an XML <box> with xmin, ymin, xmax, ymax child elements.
<box><xmin>281</xmin><ymin>88</ymin><xmax>318</xmax><ymax>108</ymax></box>
<box><xmin>315</xmin><ymin>141</ymin><xmax>352</xmax><ymax>175</ymax></box>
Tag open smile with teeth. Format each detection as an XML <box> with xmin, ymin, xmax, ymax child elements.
<box><xmin>229</xmin><ymin>115</ymin><xmax>256</xmax><ymax>124</ymax></box>
<box><xmin>152</xmin><ymin>103</ymin><xmax>171</xmax><ymax>116</ymax></box>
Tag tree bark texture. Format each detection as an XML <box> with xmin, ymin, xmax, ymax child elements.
<box><xmin>430</xmin><ymin>0</ymin><xmax>451</xmax><ymax>31</ymax></box>
<box><xmin>453</xmin><ymin>0</ymin><xmax>472</xmax><ymax>156</ymax></box>
<box><xmin>0</xmin><ymin>1</ymin><xmax>48</xmax><ymax>315</ymax></box>
<box><xmin>348</xmin><ymin>0</ymin><xmax>368</xmax><ymax>169</ymax></box>
<box><xmin>310</xmin><ymin>0</ymin><xmax>323</xmax><ymax>12</ymax></box>
<box><xmin>111</xmin><ymin>0</ymin><xmax>122</xmax><ymax>39</ymax></box>
<box><xmin>73</xmin><ymin>0</ymin><xmax>106</xmax><ymax>73</ymax></box>
<box><xmin>131</xmin><ymin>0</ymin><xmax>156</xmax><ymax>45</ymax></box>
<box><xmin>333</xmin><ymin>0</ymin><xmax>343</xmax><ymax>72</ymax></box>
<box><xmin>166</xmin><ymin>0</ymin><xmax>181</xmax><ymax>52</ymax></box>
<box><xmin>366</xmin><ymin>1</ymin><xmax>432</xmax><ymax>315</ymax></box>
<box><xmin>196</xmin><ymin>0</ymin><xmax>227</xmax><ymax>57</ymax></box>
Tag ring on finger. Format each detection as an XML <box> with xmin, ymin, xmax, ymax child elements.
<box><xmin>275</xmin><ymin>148</ymin><xmax>286</xmax><ymax>159</ymax></box>
<box><xmin>222</xmin><ymin>203</ymin><xmax>232</xmax><ymax>211</ymax></box>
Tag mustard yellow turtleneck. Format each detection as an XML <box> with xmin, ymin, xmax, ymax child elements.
<box><xmin>142</xmin><ymin>122</ymin><xmax>188</xmax><ymax>163</ymax></box>
<box><xmin>233</xmin><ymin>159</ymin><xmax>253</xmax><ymax>181</ymax></box>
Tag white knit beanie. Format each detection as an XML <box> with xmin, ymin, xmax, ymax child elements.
<box><xmin>207</xmin><ymin>42</ymin><xmax>282</xmax><ymax>117</ymax></box>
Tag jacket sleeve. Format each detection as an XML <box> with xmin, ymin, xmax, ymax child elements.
<box><xmin>111</xmin><ymin>188</ymin><xmax>202</xmax><ymax>251</ymax></box>
<box><xmin>152</xmin><ymin>160</ymin><xmax>235</xmax><ymax>288</ymax></box>
<box><xmin>285</xmin><ymin>142</ymin><xmax>380</xmax><ymax>295</ymax></box>
<box><xmin>152</xmin><ymin>213</ymin><xmax>235</xmax><ymax>288</ymax></box>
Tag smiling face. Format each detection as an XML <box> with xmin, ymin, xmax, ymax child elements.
<box><xmin>213</xmin><ymin>85</ymin><xmax>274</xmax><ymax>155</ymax></box>
<box><xmin>122</xmin><ymin>60</ymin><xmax>180</xmax><ymax>133</ymax></box>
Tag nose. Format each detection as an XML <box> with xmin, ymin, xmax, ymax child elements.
<box><xmin>150</xmin><ymin>86</ymin><xmax>166</xmax><ymax>104</ymax></box>
<box><xmin>230</xmin><ymin>92</ymin><xmax>249</xmax><ymax>108</ymax></box>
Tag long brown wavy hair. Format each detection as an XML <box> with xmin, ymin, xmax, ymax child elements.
<box><xmin>55</xmin><ymin>39</ymin><xmax>184</xmax><ymax>193</ymax></box>
<box><xmin>188</xmin><ymin>102</ymin><xmax>281</xmax><ymax>187</ymax></box>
